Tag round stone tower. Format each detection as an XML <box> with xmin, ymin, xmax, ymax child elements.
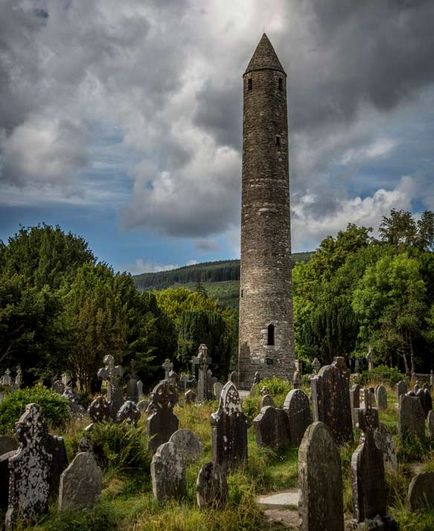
<box><xmin>238</xmin><ymin>34</ymin><xmax>294</xmax><ymax>386</ymax></box>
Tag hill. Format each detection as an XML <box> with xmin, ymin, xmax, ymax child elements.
<box><xmin>133</xmin><ymin>253</ymin><xmax>312</xmax><ymax>309</ymax></box>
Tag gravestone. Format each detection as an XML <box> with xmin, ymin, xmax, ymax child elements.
<box><xmin>5</xmin><ymin>404</ymin><xmax>52</xmax><ymax>528</ymax></box>
<box><xmin>229</xmin><ymin>371</ymin><xmax>238</xmax><ymax>386</ymax></box>
<box><xmin>259</xmin><ymin>388</ymin><xmax>275</xmax><ymax>408</ymax></box>
<box><xmin>396</xmin><ymin>380</ymin><xmax>407</xmax><ymax>404</ymax></box>
<box><xmin>213</xmin><ymin>382</ymin><xmax>223</xmax><ymax>400</ymax></box>
<box><xmin>147</xmin><ymin>380</ymin><xmax>179</xmax><ymax>453</ymax></box>
<box><xmin>366</xmin><ymin>346</ymin><xmax>374</xmax><ymax>371</ymax></box>
<box><xmin>62</xmin><ymin>387</ymin><xmax>85</xmax><ymax>416</ymax></box>
<box><xmin>88</xmin><ymin>396</ymin><xmax>111</xmax><ymax>423</ymax></box>
<box><xmin>196</xmin><ymin>462</ymin><xmax>228</xmax><ymax>509</ymax></box>
<box><xmin>350</xmin><ymin>384</ymin><xmax>361</xmax><ymax>428</ymax></box>
<box><xmin>179</xmin><ymin>373</ymin><xmax>189</xmax><ymax>393</ymax></box>
<box><xmin>428</xmin><ymin>410</ymin><xmax>434</xmax><ymax>439</ymax></box>
<box><xmin>58</xmin><ymin>452</ymin><xmax>102</xmax><ymax>511</ymax></box>
<box><xmin>47</xmin><ymin>435</ymin><xmax>68</xmax><ymax>498</ymax></box>
<box><xmin>407</xmin><ymin>471</ymin><xmax>434</xmax><ymax>512</ymax></box>
<box><xmin>283</xmin><ymin>389</ymin><xmax>311</xmax><ymax>447</ymax></box>
<box><xmin>137</xmin><ymin>379</ymin><xmax>144</xmax><ymax>399</ymax></box>
<box><xmin>293</xmin><ymin>360</ymin><xmax>302</xmax><ymax>389</ymax></box>
<box><xmin>169</xmin><ymin>429</ymin><xmax>203</xmax><ymax>464</ymax></box>
<box><xmin>253</xmin><ymin>371</ymin><xmax>261</xmax><ymax>384</ymax></box>
<box><xmin>298</xmin><ymin>421</ymin><xmax>344</xmax><ymax>531</ymax></box>
<box><xmin>116</xmin><ymin>400</ymin><xmax>140</xmax><ymax>426</ymax></box>
<box><xmin>184</xmin><ymin>389</ymin><xmax>196</xmax><ymax>404</ymax></box>
<box><xmin>0</xmin><ymin>436</ymin><xmax>17</xmax><ymax>456</ymax></box>
<box><xmin>126</xmin><ymin>361</ymin><xmax>139</xmax><ymax>403</ymax></box>
<box><xmin>162</xmin><ymin>358</ymin><xmax>173</xmax><ymax>380</ymax></box>
<box><xmin>211</xmin><ymin>380</ymin><xmax>248</xmax><ymax>469</ymax></box>
<box><xmin>399</xmin><ymin>394</ymin><xmax>425</xmax><ymax>442</ymax></box>
<box><xmin>374</xmin><ymin>423</ymin><xmax>398</xmax><ymax>472</ymax></box>
<box><xmin>52</xmin><ymin>378</ymin><xmax>65</xmax><ymax>395</ymax></box>
<box><xmin>0</xmin><ymin>451</ymin><xmax>15</xmax><ymax>508</ymax></box>
<box><xmin>151</xmin><ymin>442</ymin><xmax>186</xmax><ymax>502</ymax></box>
<box><xmin>311</xmin><ymin>358</ymin><xmax>321</xmax><ymax>376</ymax></box>
<box><xmin>14</xmin><ymin>366</ymin><xmax>22</xmax><ymax>391</ymax></box>
<box><xmin>351</xmin><ymin>403</ymin><xmax>396</xmax><ymax>527</ymax></box>
<box><xmin>97</xmin><ymin>354</ymin><xmax>124</xmax><ymax>418</ymax></box>
<box><xmin>333</xmin><ymin>356</ymin><xmax>351</xmax><ymax>382</ymax></box>
<box><xmin>311</xmin><ymin>364</ymin><xmax>353</xmax><ymax>444</ymax></box>
<box><xmin>196</xmin><ymin>344</ymin><xmax>211</xmax><ymax>402</ymax></box>
<box><xmin>419</xmin><ymin>385</ymin><xmax>432</xmax><ymax>417</ymax></box>
<box><xmin>168</xmin><ymin>370</ymin><xmax>180</xmax><ymax>391</ymax></box>
<box><xmin>253</xmin><ymin>406</ymin><xmax>290</xmax><ymax>450</ymax></box>
<box><xmin>376</xmin><ymin>384</ymin><xmax>388</xmax><ymax>410</ymax></box>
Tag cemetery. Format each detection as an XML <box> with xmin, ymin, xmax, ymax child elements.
<box><xmin>0</xmin><ymin>354</ymin><xmax>433</xmax><ymax>530</ymax></box>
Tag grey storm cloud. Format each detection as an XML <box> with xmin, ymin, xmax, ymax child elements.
<box><xmin>0</xmin><ymin>0</ymin><xmax>434</xmax><ymax>244</ymax></box>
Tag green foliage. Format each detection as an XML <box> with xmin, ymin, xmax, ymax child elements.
<box><xmin>85</xmin><ymin>422</ymin><xmax>151</xmax><ymax>476</ymax></box>
<box><xmin>359</xmin><ymin>364</ymin><xmax>404</xmax><ymax>386</ymax></box>
<box><xmin>0</xmin><ymin>385</ymin><xmax>70</xmax><ymax>434</ymax></box>
<box><xmin>40</xmin><ymin>502</ymin><xmax>117</xmax><ymax>531</ymax></box>
<box><xmin>396</xmin><ymin>433</ymin><xmax>431</xmax><ymax>462</ymax></box>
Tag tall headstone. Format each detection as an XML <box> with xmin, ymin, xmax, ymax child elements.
<box><xmin>375</xmin><ymin>384</ymin><xmax>388</xmax><ymax>411</ymax></box>
<box><xmin>419</xmin><ymin>385</ymin><xmax>432</xmax><ymax>417</ymax></box>
<box><xmin>350</xmin><ymin>384</ymin><xmax>361</xmax><ymax>428</ymax></box>
<box><xmin>137</xmin><ymin>379</ymin><xmax>144</xmax><ymax>399</ymax></box>
<box><xmin>238</xmin><ymin>34</ymin><xmax>294</xmax><ymax>386</ymax></box>
<box><xmin>396</xmin><ymin>380</ymin><xmax>407</xmax><ymax>404</ymax></box>
<box><xmin>283</xmin><ymin>389</ymin><xmax>311</xmax><ymax>447</ymax></box>
<box><xmin>151</xmin><ymin>442</ymin><xmax>186</xmax><ymax>502</ymax></box>
<box><xmin>197</xmin><ymin>344</ymin><xmax>211</xmax><ymax>402</ymax></box>
<box><xmin>126</xmin><ymin>361</ymin><xmax>139</xmax><ymax>403</ymax></box>
<box><xmin>211</xmin><ymin>381</ymin><xmax>248</xmax><ymax>469</ymax></box>
<box><xmin>147</xmin><ymin>380</ymin><xmax>179</xmax><ymax>453</ymax></box>
<box><xmin>351</xmin><ymin>402</ymin><xmax>396</xmax><ymax>527</ymax></box>
<box><xmin>311</xmin><ymin>364</ymin><xmax>353</xmax><ymax>444</ymax></box>
<box><xmin>213</xmin><ymin>381</ymin><xmax>223</xmax><ymax>400</ymax></box>
<box><xmin>5</xmin><ymin>404</ymin><xmax>52</xmax><ymax>529</ymax></box>
<box><xmin>253</xmin><ymin>406</ymin><xmax>290</xmax><ymax>450</ymax></box>
<box><xmin>366</xmin><ymin>346</ymin><xmax>374</xmax><ymax>371</ymax></box>
<box><xmin>311</xmin><ymin>358</ymin><xmax>321</xmax><ymax>376</ymax></box>
<box><xmin>97</xmin><ymin>354</ymin><xmax>123</xmax><ymax>418</ymax></box>
<box><xmin>14</xmin><ymin>366</ymin><xmax>22</xmax><ymax>390</ymax></box>
<box><xmin>58</xmin><ymin>452</ymin><xmax>102</xmax><ymax>511</ymax></box>
<box><xmin>399</xmin><ymin>394</ymin><xmax>425</xmax><ymax>442</ymax></box>
<box><xmin>298</xmin><ymin>421</ymin><xmax>344</xmax><ymax>531</ymax></box>
<box><xmin>293</xmin><ymin>360</ymin><xmax>302</xmax><ymax>389</ymax></box>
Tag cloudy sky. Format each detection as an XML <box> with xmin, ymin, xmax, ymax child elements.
<box><xmin>1</xmin><ymin>0</ymin><xmax>434</xmax><ymax>273</ymax></box>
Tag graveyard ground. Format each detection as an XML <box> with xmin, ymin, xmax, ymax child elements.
<box><xmin>2</xmin><ymin>381</ymin><xmax>434</xmax><ymax>530</ymax></box>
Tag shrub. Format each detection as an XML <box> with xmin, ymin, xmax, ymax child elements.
<box><xmin>0</xmin><ymin>385</ymin><xmax>70</xmax><ymax>434</ymax></box>
<box><xmin>85</xmin><ymin>422</ymin><xmax>151</xmax><ymax>477</ymax></box>
<box><xmin>360</xmin><ymin>365</ymin><xmax>404</xmax><ymax>386</ymax></box>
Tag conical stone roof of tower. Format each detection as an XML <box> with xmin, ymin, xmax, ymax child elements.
<box><xmin>245</xmin><ymin>33</ymin><xmax>285</xmax><ymax>75</ymax></box>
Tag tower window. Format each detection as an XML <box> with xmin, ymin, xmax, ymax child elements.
<box><xmin>278</xmin><ymin>78</ymin><xmax>283</xmax><ymax>91</ymax></box>
<box><xmin>267</xmin><ymin>324</ymin><xmax>275</xmax><ymax>346</ymax></box>
<box><xmin>275</xmin><ymin>136</ymin><xmax>281</xmax><ymax>147</ymax></box>
<box><xmin>248</xmin><ymin>78</ymin><xmax>252</xmax><ymax>91</ymax></box>
<box><xmin>241</xmin><ymin>289</ymin><xmax>244</xmax><ymax>298</ymax></box>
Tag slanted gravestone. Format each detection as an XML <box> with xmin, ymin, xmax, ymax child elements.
<box><xmin>351</xmin><ymin>403</ymin><xmax>396</xmax><ymax>527</ymax></box>
<box><xmin>116</xmin><ymin>400</ymin><xmax>140</xmax><ymax>426</ymax></box>
<box><xmin>311</xmin><ymin>364</ymin><xmax>353</xmax><ymax>444</ymax></box>
<box><xmin>58</xmin><ymin>452</ymin><xmax>102</xmax><ymax>511</ymax></box>
<box><xmin>147</xmin><ymin>380</ymin><xmax>179</xmax><ymax>453</ymax></box>
<box><xmin>376</xmin><ymin>384</ymin><xmax>388</xmax><ymax>410</ymax></box>
<box><xmin>283</xmin><ymin>389</ymin><xmax>311</xmax><ymax>447</ymax></box>
<box><xmin>88</xmin><ymin>396</ymin><xmax>111</xmax><ymax>423</ymax></box>
<box><xmin>253</xmin><ymin>406</ymin><xmax>290</xmax><ymax>450</ymax></box>
<box><xmin>298</xmin><ymin>421</ymin><xmax>344</xmax><ymax>531</ymax></box>
<box><xmin>97</xmin><ymin>354</ymin><xmax>124</xmax><ymax>418</ymax></box>
<box><xmin>213</xmin><ymin>382</ymin><xmax>223</xmax><ymax>400</ymax></box>
<box><xmin>396</xmin><ymin>380</ymin><xmax>407</xmax><ymax>404</ymax></box>
<box><xmin>0</xmin><ymin>436</ymin><xmax>17</xmax><ymax>456</ymax></box>
<box><xmin>407</xmin><ymin>472</ymin><xmax>434</xmax><ymax>512</ymax></box>
<box><xmin>211</xmin><ymin>380</ymin><xmax>248</xmax><ymax>469</ymax></box>
<box><xmin>151</xmin><ymin>442</ymin><xmax>186</xmax><ymax>502</ymax></box>
<box><xmin>196</xmin><ymin>462</ymin><xmax>228</xmax><ymax>509</ymax></box>
<box><xmin>428</xmin><ymin>410</ymin><xmax>434</xmax><ymax>439</ymax></box>
<box><xmin>5</xmin><ymin>404</ymin><xmax>52</xmax><ymax>528</ymax></box>
<box><xmin>184</xmin><ymin>389</ymin><xmax>196</xmax><ymax>404</ymax></box>
<box><xmin>399</xmin><ymin>394</ymin><xmax>425</xmax><ymax>442</ymax></box>
<box><xmin>374</xmin><ymin>423</ymin><xmax>398</xmax><ymax>472</ymax></box>
<box><xmin>169</xmin><ymin>429</ymin><xmax>203</xmax><ymax>464</ymax></box>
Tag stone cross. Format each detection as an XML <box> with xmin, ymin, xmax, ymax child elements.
<box><xmin>147</xmin><ymin>380</ymin><xmax>179</xmax><ymax>453</ymax></box>
<box><xmin>197</xmin><ymin>344</ymin><xmax>211</xmax><ymax>402</ymax></box>
<box><xmin>97</xmin><ymin>355</ymin><xmax>123</xmax><ymax>417</ymax></box>
<box><xmin>162</xmin><ymin>358</ymin><xmax>173</xmax><ymax>380</ymax></box>
<box><xmin>1</xmin><ymin>369</ymin><xmax>12</xmax><ymax>389</ymax></box>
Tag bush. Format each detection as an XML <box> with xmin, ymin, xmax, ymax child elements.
<box><xmin>359</xmin><ymin>365</ymin><xmax>404</xmax><ymax>386</ymax></box>
<box><xmin>0</xmin><ymin>385</ymin><xmax>70</xmax><ymax>434</ymax></box>
<box><xmin>85</xmin><ymin>422</ymin><xmax>151</xmax><ymax>477</ymax></box>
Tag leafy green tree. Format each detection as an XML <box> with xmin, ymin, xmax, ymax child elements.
<box><xmin>379</xmin><ymin>209</ymin><xmax>418</xmax><ymax>247</ymax></box>
<box><xmin>352</xmin><ymin>253</ymin><xmax>427</xmax><ymax>374</ymax></box>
